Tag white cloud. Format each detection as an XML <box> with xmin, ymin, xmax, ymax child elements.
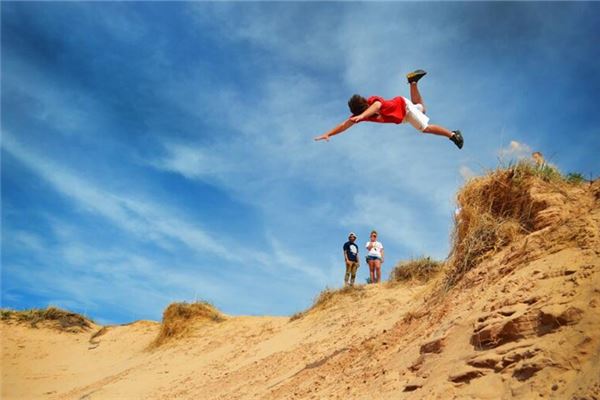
<box><xmin>151</xmin><ymin>142</ymin><xmax>233</xmax><ymax>180</ymax></box>
<box><xmin>498</xmin><ymin>140</ymin><xmax>533</xmax><ymax>161</ymax></box>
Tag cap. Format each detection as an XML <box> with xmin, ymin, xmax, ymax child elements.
<box><xmin>348</xmin><ymin>232</ymin><xmax>357</xmax><ymax>238</ymax></box>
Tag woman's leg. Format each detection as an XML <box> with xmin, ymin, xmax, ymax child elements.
<box><xmin>368</xmin><ymin>260</ymin><xmax>376</xmax><ymax>283</ymax></box>
<box><xmin>410</xmin><ymin>83</ymin><xmax>426</xmax><ymax>113</ymax></box>
<box><xmin>374</xmin><ymin>259</ymin><xmax>382</xmax><ymax>283</ymax></box>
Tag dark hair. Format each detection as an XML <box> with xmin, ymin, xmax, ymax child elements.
<box><xmin>348</xmin><ymin>94</ymin><xmax>368</xmax><ymax>116</ymax></box>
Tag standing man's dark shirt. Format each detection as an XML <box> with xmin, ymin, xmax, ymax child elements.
<box><xmin>343</xmin><ymin>241</ymin><xmax>359</xmax><ymax>262</ymax></box>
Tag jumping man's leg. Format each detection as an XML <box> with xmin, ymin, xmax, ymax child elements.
<box><xmin>423</xmin><ymin>126</ymin><xmax>464</xmax><ymax>149</ymax></box>
<box><xmin>423</xmin><ymin>124</ymin><xmax>453</xmax><ymax>138</ymax></box>
<box><xmin>405</xmin><ymin>69</ymin><xmax>463</xmax><ymax>149</ymax></box>
<box><xmin>410</xmin><ymin>82</ymin><xmax>426</xmax><ymax>113</ymax></box>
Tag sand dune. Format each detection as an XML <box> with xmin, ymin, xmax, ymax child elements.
<box><xmin>3</xmin><ymin>166</ymin><xmax>599</xmax><ymax>399</ymax></box>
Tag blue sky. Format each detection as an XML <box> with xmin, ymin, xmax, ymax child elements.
<box><xmin>2</xmin><ymin>2</ymin><xmax>599</xmax><ymax>324</ymax></box>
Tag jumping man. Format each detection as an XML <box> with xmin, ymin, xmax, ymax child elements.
<box><xmin>314</xmin><ymin>70</ymin><xmax>464</xmax><ymax>149</ymax></box>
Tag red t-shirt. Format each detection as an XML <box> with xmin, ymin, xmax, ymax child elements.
<box><xmin>356</xmin><ymin>96</ymin><xmax>407</xmax><ymax>124</ymax></box>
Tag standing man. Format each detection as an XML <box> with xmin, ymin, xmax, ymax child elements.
<box><xmin>343</xmin><ymin>232</ymin><xmax>360</xmax><ymax>286</ymax></box>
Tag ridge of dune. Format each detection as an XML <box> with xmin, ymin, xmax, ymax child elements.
<box><xmin>2</xmin><ymin>166</ymin><xmax>599</xmax><ymax>399</ymax></box>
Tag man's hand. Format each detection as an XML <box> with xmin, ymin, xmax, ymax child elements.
<box><xmin>350</xmin><ymin>115</ymin><xmax>364</xmax><ymax>123</ymax></box>
<box><xmin>314</xmin><ymin>118</ymin><xmax>355</xmax><ymax>142</ymax></box>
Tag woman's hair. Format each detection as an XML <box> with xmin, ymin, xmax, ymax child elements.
<box><xmin>348</xmin><ymin>94</ymin><xmax>369</xmax><ymax>116</ymax></box>
<box><xmin>370</xmin><ymin>230</ymin><xmax>378</xmax><ymax>237</ymax></box>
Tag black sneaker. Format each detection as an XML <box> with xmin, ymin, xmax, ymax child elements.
<box><xmin>406</xmin><ymin>69</ymin><xmax>427</xmax><ymax>84</ymax></box>
<box><xmin>450</xmin><ymin>130</ymin><xmax>464</xmax><ymax>149</ymax></box>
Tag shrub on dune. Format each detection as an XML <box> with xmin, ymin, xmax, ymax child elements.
<box><xmin>444</xmin><ymin>160</ymin><xmax>568</xmax><ymax>290</ymax></box>
<box><xmin>0</xmin><ymin>307</ymin><xmax>93</xmax><ymax>332</ymax></box>
<box><xmin>150</xmin><ymin>301</ymin><xmax>225</xmax><ymax>348</ymax></box>
<box><xmin>389</xmin><ymin>257</ymin><xmax>443</xmax><ymax>284</ymax></box>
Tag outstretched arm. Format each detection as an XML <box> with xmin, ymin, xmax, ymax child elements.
<box><xmin>314</xmin><ymin>118</ymin><xmax>355</xmax><ymax>142</ymax></box>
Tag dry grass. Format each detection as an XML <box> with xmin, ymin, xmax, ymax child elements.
<box><xmin>444</xmin><ymin>161</ymin><xmax>557</xmax><ymax>290</ymax></box>
<box><xmin>389</xmin><ymin>257</ymin><xmax>443</xmax><ymax>284</ymax></box>
<box><xmin>0</xmin><ymin>307</ymin><xmax>93</xmax><ymax>332</ymax></box>
<box><xmin>289</xmin><ymin>285</ymin><xmax>365</xmax><ymax>322</ymax></box>
<box><xmin>150</xmin><ymin>301</ymin><xmax>225</xmax><ymax>348</ymax></box>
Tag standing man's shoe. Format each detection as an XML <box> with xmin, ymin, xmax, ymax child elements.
<box><xmin>406</xmin><ymin>69</ymin><xmax>427</xmax><ymax>84</ymax></box>
<box><xmin>450</xmin><ymin>130</ymin><xmax>464</xmax><ymax>149</ymax></box>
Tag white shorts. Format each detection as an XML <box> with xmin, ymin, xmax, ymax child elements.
<box><xmin>402</xmin><ymin>97</ymin><xmax>430</xmax><ymax>132</ymax></box>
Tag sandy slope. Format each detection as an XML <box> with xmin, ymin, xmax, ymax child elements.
<box><xmin>1</xmin><ymin>285</ymin><xmax>424</xmax><ymax>399</ymax></box>
<box><xmin>2</xmin><ymin>179</ymin><xmax>599</xmax><ymax>400</ymax></box>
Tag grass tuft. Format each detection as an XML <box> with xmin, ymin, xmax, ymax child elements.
<box><xmin>565</xmin><ymin>172</ymin><xmax>586</xmax><ymax>185</ymax></box>
<box><xmin>0</xmin><ymin>307</ymin><xmax>93</xmax><ymax>332</ymax></box>
<box><xmin>150</xmin><ymin>301</ymin><xmax>224</xmax><ymax>348</ymax></box>
<box><xmin>389</xmin><ymin>257</ymin><xmax>443</xmax><ymax>284</ymax></box>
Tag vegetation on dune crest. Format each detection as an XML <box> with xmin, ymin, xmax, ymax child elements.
<box><xmin>443</xmin><ymin>160</ymin><xmax>584</xmax><ymax>290</ymax></box>
<box><xmin>0</xmin><ymin>307</ymin><xmax>93</xmax><ymax>332</ymax></box>
<box><xmin>389</xmin><ymin>257</ymin><xmax>443</xmax><ymax>284</ymax></box>
<box><xmin>150</xmin><ymin>301</ymin><xmax>225</xmax><ymax>348</ymax></box>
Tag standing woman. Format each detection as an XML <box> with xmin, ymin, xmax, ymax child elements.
<box><xmin>365</xmin><ymin>230</ymin><xmax>384</xmax><ymax>283</ymax></box>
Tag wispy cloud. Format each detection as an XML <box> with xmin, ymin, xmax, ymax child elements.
<box><xmin>150</xmin><ymin>142</ymin><xmax>233</xmax><ymax>180</ymax></box>
<box><xmin>268</xmin><ymin>236</ymin><xmax>328</xmax><ymax>284</ymax></box>
<box><xmin>2</xmin><ymin>133</ymin><xmax>232</xmax><ymax>260</ymax></box>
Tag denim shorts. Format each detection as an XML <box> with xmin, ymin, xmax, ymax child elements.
<box><xmin>366</xmin><ymin>255</ymin><xmax>381</xmax><ymax>262</ymax></box>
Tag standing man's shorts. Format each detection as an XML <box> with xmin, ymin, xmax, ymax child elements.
<box><xmin>402</xmin><ymin>97</ymin><xmax>430</xmax><ymax>131</ymax></box>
